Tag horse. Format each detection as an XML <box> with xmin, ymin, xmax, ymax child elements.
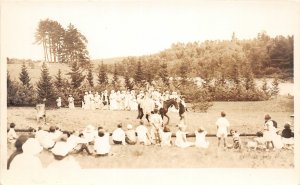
<box><xmin>137</xmin><ymin>98</ymin><xmax>179</xmax><ymax>125</ymax></box>
<box><xmin>178</xmin><ymin>101</ymin><xmax>187</xmax><ymax>120</ymax></box>
<box><xmin>159</xmin><ymin>98</ymin><xmax>179</xmax><ymax>125</ymax></box>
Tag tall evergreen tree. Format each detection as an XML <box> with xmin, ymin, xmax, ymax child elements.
<box><xmin>112</xmin><ymin>63</ymin><xmax>119</xmax><ymax>88</ymax></box>
<box><xmin>179</xmin><ymin>61</ymin><xmax>188</xmax><ymax>86</ymax></box>
<box><xmin>54</xmin><ymin>69</ymin><xmax>63</xmax><ymax>89</ymax></box>
<box><xmin>134</xmin><ymin>60</ymin><xmax>144</xmax><ymax>85</ymax></box>
<box><xmin>87</xmin><ymin>65</ymin><xmax>94</xmax><ymax>87</ymax></box>
<box><xmin>67</xmin><ymin>61</ymin><xmax>85</xmax><ymax>89</ymax></box>
<box><xmin>124</xmin><ymin>71</ymin><xmax>134</xmax><ymax>90</ymax></box>
<box><xmin>97</xmin><ymin>62</ymin><xmax>108</xmax><ymax>86</ymax></box>
<box><xmin>19</xmin><ymin>63</ymin><xmax>32</xmax><ymax>88</ymax></box>
<box><xmin>36</xmin><ymin>62</ymin><xmax>56</xmax><ymax>105</ymax></box>
<box><xmin>270</xmin><ymin>76</ymin><xmax>280</xmax><ymax>96</ymax></box>
<box><xmin>159</xmin><ymin>62</ymin><xmax>169</xmax><ymax>86</ymax></box>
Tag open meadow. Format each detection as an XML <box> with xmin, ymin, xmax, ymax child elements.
<box><xmin>7</xmin><ymin>96</ymin><xmax>294</xmax><ymax>168</ymax></box>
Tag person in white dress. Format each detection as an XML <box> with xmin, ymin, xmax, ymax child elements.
<box><xmin>216</xmin><ymin>111</ymin><xmax>230</xmax><ymax>147</ymax></box>
<box><xmin>135</xmin><ymin>121</ymin><xmax>151</xmax><ymax>145</ymax></box>
<box><xmin>263</xmin><ymin>114</ymin><xmax>281</xmax><ymax>150</ymax></box>
<box><xmin>94</xmin><ymin>92</ymin><xmax>101</xmax><ymax>109</ymax></box>
<box><xmin>94</xmin><ymin>130</ymin><xmax>111</xmax><ymax>156</ymax></box>
<box><xmin>7</xmin><ymin>123</ymin><xmax>18</xmax><ymax>144</ymax></box>
<box><xmin>159</xmin><ymin>126</ymin><xmax>172</xmax><ymax>146</ymax></box>
<box><xmin>129</xmin><ymin>90</ymin><xmax>138</xmax><ymax>111</ymax></box>
<box><xmin>109</xmin><ymin>90</ymin><xmax>118</xmax><ymax>110</ymax></box>
<box><xmin>68</xmin><ymin>95</ymin><xmax>75</xmax><ymax>109</ymax></box>
<box><xmin>89</xmin><ymin>91</ymin><xmax>95</xmax><ymax>110</ymax></box>
<box><xmin>56</xmin><ymin>97</ymin><xmax>62</xmax><ymax>109</ymax></box>
<box><xmin>195</xmin><ymin>127</ymin><xmax>209</xmax><ymax>148</ymax></box>
<box><xmin>84</xmin><ymin>92</ymin><xmax>90</xmax><ymax>110</ymax></box>
<box><xmin>82</xmin><ymin>125</ymin><xmax>97</xmax><ymax>144</ymax></box>
<box><xmin>175</xmin><ymin>124</ymin><xmax>194</xmax><ymax>148</ymax></box>
<box><xmin>141</xmin><ymin>93</ymin><xmax>155</xmax><ymax>122</ymax></box>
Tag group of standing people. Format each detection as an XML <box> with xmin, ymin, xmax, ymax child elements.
<box><xmin>77</xmin><ymin>89</ymin><xmax>184</xmax><ymax>112</ymax></box>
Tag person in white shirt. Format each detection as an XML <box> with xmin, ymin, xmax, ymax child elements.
<box><xmin>82</xmin><ymin>125</ymin><xmax>97</xmax><ymax>144</ymax></box>
<box><xmin>48</xmin><ymin>141</ymin><xmax>81</xmax><ymax>170</ymax></box>
<box><xmin>68</xmin><ymin>95</ymin><xmax>75</xmax><ymax>109</ymax></box>
<box><xmin>149</xmin><ymin>109</ymin><xmax>163</xmax><ymax>144</ymax></box>
<box><xmin>66</xmin><ymin>131</ymin><xmax>92</xmax><ymax>155</ymax></box>
<box><xmin>56</xmin><ymin>97</ymin><xmax>62</xmax><ymax>109</ymax></box>
<box><xmin>195</xmin><ymin>127</ymin><xmax>209</xmax><ymax>148</ymax></box>
<box><xmin>94</xmin><ymin>130</ymin><xmax>111</xmax><ymax>156</ymax></box>
<box><xmin>159</xmin><ymin>126</ymin><xmax>172</xmax><ymax>146</ymax></box>
<box><xmin>7</xmin><ymin>122</ymin><xmax>18</xmax><ymax>143</ymax></box>
<box><xmin>216</xmin><ymin>111</ymin><xmax>230</xmax><ymax>147</ymax></box>
<box><xmin>125</xmin><ymin>124</ymin><xmax>137</xmax><ymax>145</ymax></box>
<box><xmin>175</xmin><ymin>124</ymin><xmax>194</xmax><ymax>148</ymax></box>
<box><xmin>135</xmin><ymin>121</ymin><xmax>151</xmax><ymax>145</ymax></box>
<box><xmin>35</xmin><ymin>127</ymin><xmax>55</xmax><ymax>149</ymax></box>
<box><xmin>112</xmin><ymin>123</ymin><xmax>126</xmax><ymax>145</ymax></box>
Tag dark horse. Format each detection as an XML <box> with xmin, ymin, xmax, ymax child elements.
<box><xmin>137</xmin><ymin>99</ymin><xmax>179</xmax><ymax>125</ymax></box>
<box><xmin>178</xmin><ymin>101</ymin><xmax>187</xmax><ymax>120</ymax></box>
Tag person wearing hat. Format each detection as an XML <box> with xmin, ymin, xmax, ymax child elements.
<box><xmin>9</xmin><ymin>138</ymin><xmax>43</xmax><ymax>171</ymax></box>
<box><xmin>195</xmin><ymin>127</ymin><xmax>209</xmax><ymax>148</ymax></box>
<box><xmin>83</xmin><ymin>125</ymin><xmax>97</xmax><ymax>144</ymax></box>
<box><xmin>125</xmin><ymin>124</ymin><xmax>137</xmax><ymax>145</ymax></box>
<box><xmin>68</xmin><ymin>95</ymin><xmax>75</xmax><ymax>109</ymax></box>
<box><xmin>47</xmin><ymin>141</ymin><xmax>81</xmax><ymax>170</ymax></box>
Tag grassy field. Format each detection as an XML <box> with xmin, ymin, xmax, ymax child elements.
<box><xmin>7</xmin><ymin>96</ymin><xmax>294</xmax><ymax>168</ymax></box>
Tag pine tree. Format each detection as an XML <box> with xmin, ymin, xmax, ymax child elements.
<box><xmin>87</xmin><ymin>65</ymin><xmax>94</xmax><ymax>87</ymax></box>
<box><xmin>159</xmin><ymin>62</ymin><xmax>169</xmax><ymax>86</ymax></box>
<box><xmin>244</xmin><ymin>70</ymin><xmax>256</xmax><ymax>91</ymax></box>
<box><xmin>97</xmin><ymin>62</ymin><xmax>108</xmax><ymax>87</ymax></box>
<box><xmin>134</xmin><ymin>60</ymin><xmax>144</xmax><ymax>85</ymax></box>
<box><xmin>112</xmin><ymin>63</ymin><xmax>119</xmax><ymax>88</ymax></box>
<box><xmin>7</xmin><ymin>72</ymin><xmax>18</xmax><ymax>106</ymax></box>
<box><xmin>261</xmin><ymin>78</ymin><xmax>270</xmax><ymax>96</ymax></box>
<box><xmin>36</xmin><ymin>62</ymin><xmax>56</xmax><ymax>105</ymax></box>
<box><xmin>67</xmin><ymin>61</ymin><xmax>85</xmax><ymax>89</ymax></box>
<box><xmin>54</xmin><ymin>69</ymin><xmax>63</xmax><ymax>89</ymax></box>
<box><xmin>179</xmin><ymin>61</ymin><xmax>188</xmax><ymax>86</ymax></box>
<box><xmin>124</xmin><ymin>72</ymin><xmax>134</xmax><ymax>90</ymax></box>
<box><xmin>19</xmin><ymin>62</ymin><xmax>32</xmax><ymax>88</ymax></box>
<box><xmin>270</xmin><ymin>76</ymin><xmax>280</xmax><ymax>96</ymax></box>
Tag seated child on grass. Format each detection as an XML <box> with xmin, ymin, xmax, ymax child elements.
<box><xmin>160</xmin><ymin>126</ymin><xmax>172</xmax><ymax>146</ymax></box>
<box><xmin>281</xmin><ymin>122</ymin><xmax>294</xmax><ymax>149</ymax></box>
<box><xmin>195</xmin><ymin>127</ymin><xmax>209</xmax><ymax>148</ymax></box>
<box><xmin>7</xmin><ymin>123</ymin><xmax>18</xmax><ymax>144</ymax></box>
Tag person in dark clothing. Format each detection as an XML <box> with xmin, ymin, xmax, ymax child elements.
<box><xmin>7</xmin><ymin>135</ymin><xmax>29</xmax><ymax>169</ymax></box>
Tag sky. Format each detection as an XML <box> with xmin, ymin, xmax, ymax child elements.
<box><xmin>1</xmin><ymin>0</ymin><xmax>300</xmax><ymax>60</ymax></box>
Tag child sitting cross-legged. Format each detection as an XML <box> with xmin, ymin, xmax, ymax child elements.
<box><xmin>159</xmin><ymin>126</ymin><xmax>172</xmax><ymax>146</ymax></box>
<box><xmin>281</xmin><ymin>122</ymin><xmax>294</xmax><ymax>149</ymax></box>
<box><xmin>194</xmin><ymin>127</ymin><xmax>209</xmax><ymax>149</ymax></box>
<box><xmin>94</xmin><ymin>130</ymin><xmax>111</xmax><ymax>157</ymax></box>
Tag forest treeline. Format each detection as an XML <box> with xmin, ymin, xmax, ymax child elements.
<box><xmin>7</xmin><ymin>19</ymin><xmax>291</xmax><ymax>110</ymax></box>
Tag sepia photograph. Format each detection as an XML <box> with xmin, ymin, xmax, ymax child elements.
<box><xmin>1</xmin><ymin>0</ymin><xmax>299</xmax><ymax>184</ymax></box>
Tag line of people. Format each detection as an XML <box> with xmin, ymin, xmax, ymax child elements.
<box><xmin>56</xmin><ymin>89</ymin><xmax>183</xmax><ymax>113</ymax></box>
<box><xmin>7</xmin><ymin>112</ymin><xmax>294</xmax><ymax>172</ymax></box>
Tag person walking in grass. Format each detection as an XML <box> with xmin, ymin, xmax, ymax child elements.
<box><xmin>216</xmin><ymin>111</ymin><xmax>230</xmax><ymax>147</ymax></box>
